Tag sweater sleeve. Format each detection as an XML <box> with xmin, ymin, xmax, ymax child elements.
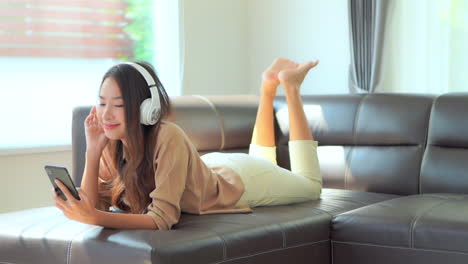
<box><xmin>96</xmin><ymin>156</ymin><xmax>113</xmax><ymax>211</ymax></box>
<box><xmin>146</xmin><ymin>125</ymin><xmax>190</xmax><ymax>230</ymax></box>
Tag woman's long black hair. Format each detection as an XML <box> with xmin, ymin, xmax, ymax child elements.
<box><xmin>99</xmin><ymin>61</ymin><xmax>171</xmax><ymax>213</ymax></box>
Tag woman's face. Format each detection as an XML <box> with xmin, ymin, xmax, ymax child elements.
<box><xmin>97</xmin><ymin>77</ymin><xmax>127</xmax><ymax>143</ymax></box>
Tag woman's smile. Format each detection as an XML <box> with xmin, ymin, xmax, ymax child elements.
<box><xmin>103</xmin><ymin>124</ymin><xmax>120</xmax><ymax>130</ymax></box>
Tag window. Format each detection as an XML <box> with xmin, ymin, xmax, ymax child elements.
<box><xmin>377</xmin><ymin>0</ymin><xmax>468</xmax><ymax>93</ymax></box>
<box><xmin>0</xmin><ymin>0</ymin><xmax>167</xmax><ymax>151</ymax></box>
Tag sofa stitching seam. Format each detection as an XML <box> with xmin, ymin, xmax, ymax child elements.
<box><xmin>419</xmin><ymin>101</ymin><xmax>431</xmax><ymax>193</ymax></box>
<box><xmin>205</xmin><ymin>227</ymin><xmax>228</xmax><ymax>261</ymax></box>
<box><xmin>332</xmin><ymin>240</ymin><xmax>468</xmax><ymax>256</ymax></box>
<box><xmin>66</xmin><ymin>239</ymin><xmax>72</xmax><ymax>264</ymax></box>
<box><xmin>306</xmin><ymin>207</ymin><xmax>333</xmax><ymax>217</ymax></box>
<box><xmin>221</xmin><ymin>235</ymin><xmax>227</xmax><ymax>260</ymax></box>
<box><xmin>408</xmin><ymin>198</ymin><xmax>451</xmax><ymax>248</ymax></box>
<box><xmin>331</xmin><ymin>240</ymin><xmax>335</xmax><ymax>264</ymax></box>
<box><xmin>346</xmin><ymin>94</ymin><xmax>367</xmax><ymax>190</ymax></box>
<box><xmin>218</xmin><ymin>234</ymin><xmax>228</xmax><ymax>261</ymax></box>
<box><xmin>419</xmin><ymin>96</ymin><xmax>437</xmax><ymax>194</ymax></box>
<box><xmin>10</xmin><ymin>210</ymin><xmax>70</xmax><ymax>264</ymax></box>
<box><xmin>66</xmin><ymin>225</ymin><xmax>100</xmax><ymax>264</ymax></box>
<box><xmin>278</xmin><ymin>223</ymin><xmax>287</xmax><ymax>248</ymax></box>
<box><xmin>193</xmin><ymin>95</ymin><xmax>226</xmax><ymax>150</ymax></box>
<box><xmin>211</xmin><ymin>239</ymin><xmax>329</xmax><ymax>264</ymax></box>
<box><xmin>318</xmin><ymin>197</ymin><xmax>368</xmax><ymax>206</ymax></box>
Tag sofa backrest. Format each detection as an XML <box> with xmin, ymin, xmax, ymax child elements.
<box><xmin>420</xmin><ymin>93</ymin><xmax>468</xmax><ymax>194</ymax></box>
<box><xmin>72</xmin><ymin>93</ymin><xmax>437</xmax><ymax>196</ymax></box>
<box><xmin>275</xmin><ymin>94</ymin><xmax>434</xmax><ymax>195</ymax></box>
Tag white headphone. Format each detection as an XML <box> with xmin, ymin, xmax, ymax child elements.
<box><xmin>124</xmin><ymin>62</ymin><xmax>161</xmax><ymax>125</ymax></box>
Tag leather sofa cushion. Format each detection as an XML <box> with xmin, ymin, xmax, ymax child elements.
<box><xmin>332</xmin><ymin>193</ymin><xmax>468</xmax><ymax>253</ymax></box>
<box><xmin>274</xmin><ymin>95</ymin><xmax>363</xmax><ymax>146</ymax></box>
<box><xmin>319</xmin><ymin>188</ymin><xmax>400</xmax><ymax>216</ymax></box>
<box><xmin>275</xmin><ymin>94</ymin><xmax>434</xmax><ymax>196</ymax></box>
<box><xmin>421</xmin><ymin>93</ymin><xmax>468</xmax><ymax>193</ymax></box>
<box><xmin>0</xmin><ymin>189</ymin><xmax>398</xmax><ymax>264</ymax></box>
<box><xmin>0</xmin><ymin>206</ymin><xmax>331</xmax><ymax>264</ymax></box>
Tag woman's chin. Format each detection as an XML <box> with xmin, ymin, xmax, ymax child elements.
<box><xmin>104</xmin><ymin>131</ymin><xmax>124</xmax><ymax>141</ymax></box>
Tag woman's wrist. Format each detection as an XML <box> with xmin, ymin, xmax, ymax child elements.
<box><xmin>85</xmin><ymin>148</ymin><xmax>103</xmax><ymax>161</ymax></box>
<box><xmin>91</xmin><ymin>209</ymin><xmax>103</xmax><ymax>226</ymax></box>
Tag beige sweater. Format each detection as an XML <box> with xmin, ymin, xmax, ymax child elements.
<box><xmin>98</xmin><ymin>121</ymin><xmax>252</xmax><ymax>230</ymax></box>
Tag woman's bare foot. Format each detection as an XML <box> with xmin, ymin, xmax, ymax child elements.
<box><xmin>261</xmin><ymin>58</ymin><xmax>298</xmax><ymax>97</ymax></box>
<box><xmin>278</xmin><ymin>60</ymin><xmax>319</xmax><ymax>92</ymax></box>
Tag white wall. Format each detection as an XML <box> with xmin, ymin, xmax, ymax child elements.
<box><xmin>246</xmin><ymin>0</ymin><xmax>350</xmax><ymax>95</ymax></box>
<box><xmin>181</xmin><ymin>0</ymin><xmax>249</xmax><ymax>95</ymax></box>
<box><xmin>180</xmin><ymin>0</ymin><xmax>350</xmax><ymax>96</ymax></box>
<box><xmin>0</xmin><ymin>151</ymin><xmax>72</xmax><ymax>213</ymax></box>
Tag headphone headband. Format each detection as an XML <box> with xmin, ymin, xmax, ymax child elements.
<box><xmin>122</xmin><ymin>62</ymin><xmax>161</xmax><ymax>125</ymax></box>
<box><xmin>124</xmin><ymin>62</ymin><xmax>156</xmax><ymax>86</ymax></box>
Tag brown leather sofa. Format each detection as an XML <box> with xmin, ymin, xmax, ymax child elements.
<box><xmin>1</xmin><ymin>93</ymin><xmax>468</xmax><ymax>264</ymax></box>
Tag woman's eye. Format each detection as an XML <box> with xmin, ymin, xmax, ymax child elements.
<box><xmin>115</xmin><ymin>105</ymin><xmax>124</xmax><ymax>107</ymax></box>
<box><xmin>98</xmin><ymin>103</ymin><xmax>105</xmax><ymax>106</ymax></box>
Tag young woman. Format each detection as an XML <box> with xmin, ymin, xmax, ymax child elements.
<box><xmin>53</xmin><ymin>58</ymin><xmax>322</xmax><ymax>230</ymax></box>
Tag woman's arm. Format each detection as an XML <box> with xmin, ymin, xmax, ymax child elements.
<box><xmin>80</xmin><ymin>106</ymin><xmax>110</xmax><ymax>208</ymax></box>
<box><xmin>95</xmin><ymin>210</ymin><xmax>157</xmax><ymax>230</ymax></box>
<box><xmin>80</xmin><ymin>150</ymin><xmax>101</xmax><ymax>208</ymax></box>
<box><xmin>54</xmin><ymin>180</ymin><xmax>158</xmax><ymax>230</ymax></box>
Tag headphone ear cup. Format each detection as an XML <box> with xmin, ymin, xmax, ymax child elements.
<box><xmin>140</xmin><ymin>98</ymin><xmax>153</xmax><ymax>125</ymax></box>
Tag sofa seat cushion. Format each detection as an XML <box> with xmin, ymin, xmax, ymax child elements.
<box><xmin>0</xmin><ymin>188</ymin><xmax>399</xmax><ymax>264</ymax></box>
<box><xmin>1</xmin><ymin>204</ymin><xmax>332</xmax><ymax>264</ymax></box>
<box><xmin>318</xmin><ymin>188</ymin><xmax>400</xmax><ymax>216</ymax></box>
<box><xmin>331</xmin><ymin>193</ymin><xmax>468</xmax><ymax>263</ymax></box>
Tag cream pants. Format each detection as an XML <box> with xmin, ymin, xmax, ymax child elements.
<box><xmin>201</xmin><ymin>140</ymin><xmax>322</xmax><ymax>208</ymax></box>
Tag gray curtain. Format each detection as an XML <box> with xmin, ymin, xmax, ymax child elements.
<box><xmin>348</xmin><ymin>0</ymin><xmax>388</xmax><ymax>93</ymax></box>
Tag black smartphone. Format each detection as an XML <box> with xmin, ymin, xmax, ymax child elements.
<box><xmin>45</xmin><ymin>165</ymin><xmax>81</xmax><ymax>201</ymax></box>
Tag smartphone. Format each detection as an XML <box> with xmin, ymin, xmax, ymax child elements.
<box><xmin>45</xmin><ymin>165</ymin><xmax>81</xmax><ymax>201</ymax></box>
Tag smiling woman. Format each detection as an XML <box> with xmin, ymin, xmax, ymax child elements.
<box><xmin>98</xmin><ymin>78</ymin><xmax>126</xmax><ymax>141</ymax></box>
<box><xmin>0</xmin><ymin>0</ymin><xmax>160</xmax><ymax>152</ymax></box>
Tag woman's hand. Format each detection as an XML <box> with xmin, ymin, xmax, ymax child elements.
<box><xmin>54</xmin><ymin>180</ymin><xmax>99</xmax><ymax>225</ymax></box>
<box><xmin>85</xmin><ymin>106</ymin><xmax>109</xmax><ymax>155</ymax></box>
<box><xmin>53</xmin><ymin>180</ymin><xmax>158</xmax><ymax>229</ymax></box>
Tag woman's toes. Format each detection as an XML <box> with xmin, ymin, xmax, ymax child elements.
<box><xmin>300</xmin><ymin>60</ymin><xmax>319</xmax><ymax>72</ymax></box>
<box><xmin>278</xmin><ymin>60</ymin><xmax>319</xmax><ymax>87</ymax></box>
<box><xmin>261</xmin><ymin>58</ymin><xmax>296</xmax><ymax>94</ymax></box>
<box><xmin>266</xmin><ymin>58</ymin><xmax>298</xmax><ymax>76</ymax></box>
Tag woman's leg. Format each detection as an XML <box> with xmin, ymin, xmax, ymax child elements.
<box><xmin>277</xmin><ymin>61</ymin><xmax>322</xmax><ymax>190</ymax></box>
<box><xmin>231</xmin><ymin>60</ymin><xmax>322</xmax><ymax>208</ymax></box>
<box><xmin>278</xmin><ymin>61</ymin><xmax>318</xmax><ymax>141</ymax></box>
<box><xmin>249</xmin><ymin>58</ymin><xmax>297</xmax><ymax>164</ymax></box>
